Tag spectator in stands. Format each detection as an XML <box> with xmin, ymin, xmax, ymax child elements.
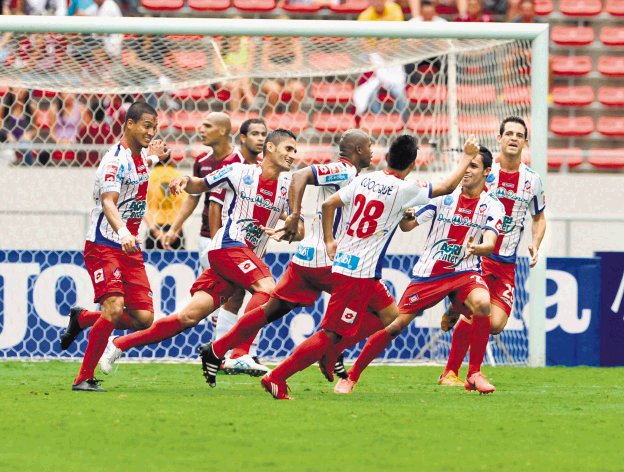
<box><xmin>216</xmin><ymin>31</ymin><xmax>257</xmax><ymax>112</ymax></box>
<box><xmin>21</xmin><ymin>0</ymin><xmax>67</xmax><ymax>15</ymax></box>
<box><xmin>409</xmin><ymin>0</ymin><xmax>467</xmax><ymax>18</ymax></box>
<box><xmin>49</xmin><ymin>92</ymin><xmax>84</xmax><ymax>145</ymax></box>
<box><xmin>0</xmin><ymin>87</ymin><xmax>37</xmax><ymax>164</ymax></box>
<box><xmin>78</xmin><ymin>98</ymin><xmax>114</xmax><ymax>166</ymax></box>
<box><xmin>410</xmin><ymin>0</ymin><xmax>447</xmax><ymax>20</ymax></box>
<box><xmin>510</xmin><ymin>0</ymin><xmax>541</xmax><ymax>22</ymax></box>
<box><xmin>454</xmin><ymin>0</ymin><xmax>492</xmax><ymax>21</ymax></box>
<box><xmin>67</xmin><ymin>0</ymin><xmax>97</xmax><ymax>15</ymax></box>
<box><xmin>259</xmin><ymin>15</ymin><xmax>306</xmax><ymax>113</ymax></box>
<box><xmin>359</xmin><ymin>0</ymin><xmax>404</xmax><ymax>20</ymax></box>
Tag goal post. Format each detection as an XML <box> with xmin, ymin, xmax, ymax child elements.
<box><xmin>0</xmin><ymin>16</ymin><xmax>549</xmax><ymax>366</ymax></box>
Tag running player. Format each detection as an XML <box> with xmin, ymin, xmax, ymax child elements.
<box><xmin>98</xmin><ymin>130</ymin><xmax>303</xmax><ymax>380</ymax></box>
<box><xmin>334</xmin><ymin>145</ymin><xmax>505</xmax><ymax>395</ymax></box>
<box><xmin>260</xmin><ymin>134</ymin><xmax>479</xmax><ymax>399</ymax></box>
<box><xmin>438</xmin><ymin>115</ymin><xmax>546</xmax><ymax>386</ymax></box>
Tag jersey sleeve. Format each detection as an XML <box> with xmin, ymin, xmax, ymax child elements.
<box><xmin>415</xmin><ymin>197</ymin><xmax>439</xmax><ymax>225</ymax></box>
<box><xmin>203</xmin><ymin>163</ymin><xmax>239</xmax><ymax>191</ymax></box>
<box><xmin>402</xmin><ymin>180</ymin><xmax>432</xmax><ymax>210</ymax></box>
<box><xmin>99</xmin><ymin>153</ymin><xmax>125</xmax><ymax>195</ymax></box>
<box><xmin>336</xmin><ymin>176</ymin><xmax>359</xmax><ymax>206</ymax></box>
<box><xmin>209</xmin><ymin>189</ymin><xmax>226</xmax><ymax>205</ymax></box>
<box><xmin>529</xmin><ymin>174</ymin><xmax>546</xmax><ymax>216</ymax></box>
<box><xmin>311</xmin><ymin>162</ymin><xmax>353</xmax><ymax>188</ymax></box>
<box><xmin>484</xmin><ymin>199</ymin><xmax>505</xmax><ymax>235</ymax></box>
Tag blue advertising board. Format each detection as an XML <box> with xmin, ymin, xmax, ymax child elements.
<box><xmin>596</xmin><ymin>252</ymin><xmax>624</xmax><ymax>366</ymax></box>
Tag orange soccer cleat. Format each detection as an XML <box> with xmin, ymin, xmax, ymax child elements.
<box><xmin>437</xmin><ymin>371</ymin><xmax>465</xmax><ymax>387</ymax></box>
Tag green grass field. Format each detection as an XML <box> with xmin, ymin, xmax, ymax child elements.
<box><xmin>0</xmin><ymin>362</ymin><xmax>622</xmax><ymax>471</ymax></box>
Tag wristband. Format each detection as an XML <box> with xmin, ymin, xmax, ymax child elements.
<box><xmin>117</xmin><ymin>226</ymin><xmax>131</xmax><ymax>240</ymax></box>
<box><xmin>147</xmin><ymin>154</ymin><xmax>160</xmax><ymax>165</ymax></box>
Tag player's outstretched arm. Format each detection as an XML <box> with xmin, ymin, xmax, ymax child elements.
<box><xmin>431</xmin><ymin>135</ymin><xmax>479</xmax><ymax>198</ymax></box>
<box><xmin>163</xmin><ymin>194</ymin><xmax>199</xmax><ymax>249</ymax></box>
<box><xmin>321</xmin><ymin>192</ymin><xmax>345</xmax><ymax>260</ymax></box>
<box><xmin>283</xmin><ymin>167</ymin><xmax>316</xmax><ymax>239</ymax></box>
<box><xmin>465</xmin><ymin>230</ymin><xmax>498</xmax><ymax>257</ymax></box>
<box><xmin>399</xmin><ymin>208</ymin><xmax>419</xmax><ymax>232</ymax></box>
<box><xmin>169</xmin><ymin>175</ymin><xmax>209</xmax><ymax>196</ymax></box>
<box><xmin>529</xmin><ymin>211</ymin><xmax>546</xmax><ymax>267</ymax></box>
<box><xmin>101</xmin><ymin>191</ymin><xmax>137</xmax><ymax>254</ymax></box>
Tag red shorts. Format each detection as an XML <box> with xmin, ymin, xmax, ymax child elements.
<box><xmin>83</xmin><ymin>241</ymin><xmax>153</xmax><ymax>312</ymax></box>
<box><xmin>190</xmin><ymin>247</ymin><xmax>272</xmax><ymax>302</ymax></box>
<box><xmin>399</xmin><ymin>271</ymin><xmax>488</xmax><ymax>315</ymax></box>
<box><xmin>272</xmin><ymin>263</ymin><xmax>333</xmax><ymax>306</ymax></box>
<box><xmin>320</xmin><ymin>273</ymin><xmax>394</xmax><ymax>338</ymax></box>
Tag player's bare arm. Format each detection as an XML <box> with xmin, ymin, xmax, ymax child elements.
<box><xmin>101</xmin><ymin>191</ymin><xmax>137</xmax><ymax>255</ymax></box>
<box><xmin>529</xmin><ymin>211</ymin><xmax>546</xmax><ymax>268</ymax></box>
<box><xmin>321</xmin><ymin>192</ymin><xmax>345</xmax><ymax>260</ymax></box>
<box><xmin>430</xmin><ymin>136</ymin><xmax>480</xmax><ymax>198</ymax></box>
<box><xmin>283</xmin><ymin>166</ymin><xmax>316</xmax><ymax>240</ymax></box>
<box><xmin>169</xmin><ymin>175</ymin><xmax>209</xmax><ymax>196</ymax></box>
<box><xmin>147</xmin><ymin>139</ymin><xmax>171</xmax><ymax>163</ymax></box>
<box><xmin>208</xmin><ymin>200</ymin><xmax>223</xmax><ymax>238</ymax></box>
<box><xmin>399</xmin><ymin>208</ymin><xmax>419</xmax><ymax>232</ymax></box>
<box><xmin>262</xmin><ymin>213</ymin><xmax>305</xmax><ymax>242</ymax></box>
<box><xmin>163</xmin><ymin>194</ymin><xmax>199</xmax><ymax>249</ymax></box>
<box><xmin>465</xmin><ymin>230</ymin><xmax>498</xmax><ymax>257</ymax></box>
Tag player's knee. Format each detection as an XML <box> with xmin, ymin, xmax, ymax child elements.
<box><xmin>471</xmin><ymin>299</ymin><xmax>490</xmax><ymax>317</ymax></box>
<box><xmin>102</xmin><ymin>297</ymin><xmax>125</xmax><ymax>320</ymax></box>
<box><xmin>134</xmin><ymin>312</ymin><xmax>154</xmax><ymax>330</ymax></box>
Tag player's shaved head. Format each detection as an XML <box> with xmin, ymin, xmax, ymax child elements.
<box><xmin>338</xmin><ymin>129</ymin><xmax>371</xmax><ymax>158</ymax></box>
<box><xmin>205</xmin><ymin>112</ymin><xmax>232</xmax><ymax>134</ymax></box>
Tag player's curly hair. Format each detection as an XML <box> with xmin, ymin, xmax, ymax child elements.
<box><xmin>388</xmin><ymin>135</ymin><xmax>418</xmax><ymax>171</ymax></box>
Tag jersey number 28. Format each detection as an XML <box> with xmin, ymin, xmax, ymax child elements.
<box><xmin>346</xmin><ymin>195</ymin><xmax>384</xmax><ymax>238</ymax></box>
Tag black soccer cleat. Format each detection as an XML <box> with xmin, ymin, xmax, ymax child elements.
<box><xmin>72</xmin><ymin>377</ymin><xmax>106</xmax><ymax>392</ymax></box>
<box><xmin>60</xmin><ymin>306</ymin><xmax>85</xmax><ymax>350</ymax></box>
<box><xmin>199</xmin><ymin>342</ymin><xmax>222</xmax><ymax>388</ymax></box>
<box><xmin>334</xmin><ymin>354</ymin><xmax>349</xmax><ymax>380</ymax></box>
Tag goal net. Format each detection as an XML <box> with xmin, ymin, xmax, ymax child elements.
<box><xmin>0</xmin><ymin>17</ymin><xmax>547</xmax><ymax>366</ymax></box>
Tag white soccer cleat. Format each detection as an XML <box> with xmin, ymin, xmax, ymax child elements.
<box><xmin>222</xmin><ymin>354</ymin><xmax>270</xmax><ymax>377</ymax></box>
<box><xmin>99</xmin><ymin>338</ymin><xmax>122</xmax><ymax>375</ymax></box>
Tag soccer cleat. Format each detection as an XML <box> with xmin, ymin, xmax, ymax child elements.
<box><xmin>223</xmin><ymin>354</ymin><xmax>270</xmax><ymax>377</ymax></box>
<box><xmin>440</xmin><ymin>305</ymin><xmax>461</xmax><ymax>332</ymax></box>
<box><xmin>72</xmin><ymin>377</ymin><xmax>106</xmax><ymax>392</ymax></box>
<box><xmin>99</xmin><ymin>338</ymin><xmax>122</xmax><ymax>375</ymax></box>
<box><xmin>437</xmin><ymin>371</ymin><xmax>465</xmax><ymax>387</ymax></box>
<box><xmin>60</xmin><ymin>306</ymin><xmax>86</xmax><ymax>350</ymax></box>
<box><xmin>334</xmin><ymin>377</ymin><xmax>357</xmax><ymax>394</ymax></box>
<box><xmin>261</xmin><ymin>374</ymin><xmax>292</xmax><ymax>400</ymax></box>
<box><xmin>333</xmin><ymin>354</ymin><xmax>349</xmax><ymax>380</ymax></box>
<box><xmin>199</xmin><ymin>342</ymin><xmax>222</xmax><ymax>387</ymax></box>
<box><xmin>465</xmin><ymin>371</ymin><xmax>496</xmax><ymax>394</ymax></box>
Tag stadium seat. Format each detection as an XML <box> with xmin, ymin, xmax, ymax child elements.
<box><xmin>606</xmin><ymin>0</ymin><xmax>624</xmax><ymax>16</ymax></box>
<box><xmin>551</xmin><ymin>26</ymin><xmax>595</xmax><ymax>46</ymax></box>
<box><xmin>328</xmin><ymin>0</ymin><xmax>368</xmax><ymax>14</ymax></box>
<box><xmin>170</xmin><ymin>110</ymin><xmax>204</xmax><ymax>132</ymax></box>
<box><xmin>598</xmin><ymin>56</ymin><xmax>624</xmax><ymax>77</ymax></box>
<box><xmin>559</xmin><ymin>0</ymin><xmax>602</xmax><ymax>16</ymax></box>
<box><xmin>32</xmin><ymin>89</ymin><xmax>57</xmax><ymax>98</ymax></box>
<box><xmin>501</xmin><ymin>86</ymin><xmax>531</xmax><ymax>105</ymax></box>
<box><xmin>157</xmin><ymin>111</ymin><xmax>171</xmax><ymax>130</ymax></box>
<box><xmin>233</xmin><ymin>0</ymin><xmax>275</xmax><ymax>12</ymax></box>
<box><xmin>171</xmin><ymin>86</ymin><xmax>214</xmax><ymax>100</ymax></box>
<box><xmin>406</xmin><ymin>84</ymin><xmax>447</xmax><ymax>104</ymax></box>
<box><xmin>229</xmin><ymin>111</ymin><xmax>260</xmax><ymax>133</ymax></box>
<box><xmin>359</xmin><ymin>113</ymin><xmax>404</xmax><ymax>134</ymax></box>
<box><xmin>51</xmin><ymin>151</ymin><xmax>77</xmax><ymax>163</ymax></box>
<box><xmin>164</xmin><ymin>51</ymin><xmax>208</xmax><ymax>70</ymax></box>
<box><xmin>546</xmin><ymin>148</ymin><xmax>584</xmax><ymax>169</ymax></box>
<box><xmin>188</xmin><ymin>0</ymin><xmax>231</xmax><ymax>11</ymax></box>
<box><xmin>312</xmin><ymin>112</ymin><xmax>356</xmax><ymax>133</ymax></box>
<box><xmin>407</xmin><ymin>114</ymin><xmax>449</xmax><ymax>134</ymax></box>
<box><xmin>534</xmin><ymin>0</ymin><xmax>554</xmax><ymax>15</ymax></box>
<box><xmin>597</xmin><ymin>116</ymin><xmax>624</xmax><ymax>136</ymax></box>
<box><xmin>598</xmin><ymin>87</ymin><xmax>624</xmax><ymax>107</ymax></box>
<box><xmin>264</xmin><ymin>112</ymin><xmax>309</xmax><ymax>133</ymax></box>
<box><xmin>601</xmin><ymin>27</ymin><xmax>624</xmax><ymax>46</ymax></box>
<box><xmin>165</xmin><ymin>142</ymin><xmax>189</xmax><ymax>163</ymax></box>
<box><xmin>0</xmin><ymin>86</ymin><xmax>8</xmax><ymax>97</ymax></box>
<box><xmin>588</xmin><ymin>148</ymin><xmax>624</xmax><ymax>168</ymax></box>
<box><xmin>308</xmin><ymin>53</ymin><xmax>352</xmax><ymax>71</ymax></box>
<box><xmin>551</xmin><ymin>86</ymin><xmax>595</xmax><ymax>106</ymax></box>
<box><xmin>549</xmin><ymin>116</ymin><xmax>594</xmax><ymax>136</ymax></box>
<box><xmin>140</xmin><ymin>0</ymin><xmax>183</xmax><ymax>10</ymax></box>
<box><xmin>456</xmin><ymin>85</ymin><xmax>496</xmax><ymax>105</ymax></box>
<box><xmin>458</xmin><ymin>115</ymin><xmax>499</xmax><ymax>135</ymax></box>
<box><xmin>295</xmin><ymin>144</ymin><xmax>335</xmax><ymax>165</ymax></box>
<box><xmin>310</xmin><ymin>82</ymin><xmax>354</xmax><ymax>103</ymax></box>
<box><xmin>281</xmin><ymin>0</ymin><xmax>323</xmax><ymax>12</ymax></box>
<box><xmin>551</xmin><ymin>55</ymin><xmax>592</xmax><ymax>76</ymax></box>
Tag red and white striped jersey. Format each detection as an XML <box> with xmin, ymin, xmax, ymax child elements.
<box><xmin>86</xmin><ymin>141</ymin><xmax>151</xmax><ymax>248</ymax></box>
<box><xmin>486</xmin><ymin>162</ymin><xmax>545</xmax><ymax>263</ymax></box>
<box><xmin>333</xmin><ymin>170</ymin><xmax>432</xmax><ymax>279</ymax></box>
<box><xmin>412</xmin><ymin>187</ymin><xmax>504</xmax><ymax>280</ymax></box>
<box><xmin>204</xmin><ymin>163</ymin><xmax>291</xmax><ymax>257</ymax></box>
<box><xmin>293</xmin><ymin>160</ymin><xmax>358</xmax><ymax>269</ymax></box>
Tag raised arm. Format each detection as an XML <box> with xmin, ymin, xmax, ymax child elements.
<box><xmin>169</xmin><ymin>175</ymin><xmax>210</xmax><ymax>196</ymax></box>
<box><xmin>101</xmin><ymin>191</ymin><xmax>137</xmax><ymax>255</ymax></box>
<box><xmin>321</xmin><ymin>192</ymin><xmax>345</xmax><ymax>261</ymax></box>
<box><xmin>529</xmin><ymin>211</ymin><xmax>546</xmax><ymax>268</ymax></box>
<box><xmin>431</xmin><ymin>136</ymin><xmax>479</xmax><ymax>198</ymax></box>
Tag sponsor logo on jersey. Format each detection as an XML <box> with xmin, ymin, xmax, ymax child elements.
<box><xmin>104</xmin><ymin>165</ymin><xmax>118</xmax><ymax>182</ymax></box>
<box><xmin>207</xmin><ymin>165</ymin><xmax>233</xmax><ymax>182</ymax></box>
<box><xmin>443</xmin><ymin>195</ymin><xmax>454</xmax><ymax>206</ymax></box>
<box><xmin>458</xmin><ymin>208</ymin><xmax>472</xmax><ymax>215</ymax></box>
<box><xmin>437</xmin><ymin>213</ymin><xmax>481</xmax><ymax>229</ymax></box>
<box><xmin>360</xmin><ymin>177</ymin><xmax>395</xmax><ymax>196</ymax></box>
<box><xmin>501</xmin><ymin>215</ymin><xmax>515</xmax><ymax>234</ymax></box>
<box><xmin>295</xmin><ymin>246</ymin><xmax>315</xmax><ymax>261</ymax></box>
<box><xmin>495</xmin><ymin>187</ymin><xmax>529</xmax><ymax>204</ymax></box>
<box><xmin>240</xmin><ymin>190</ymin><xmax>281</xmax><ymax>212</ymax></box>
<box><xmin>94</xmin><ymin>268</ymin><xmax>104</xmax><ymax>284</ymax></box>
<box><xmin>407</xmin><ymin>294</ymin><xmax>420</xmax><ymax>304</ymax></box>
<box><xmin>260</xmin><ymin>188</ymin><xmax>274</xmax><ymax>197</ymax></box>
<box><xmin>340</xmin><ymin>307</ymin><xmax>357</xmax><ymax>324</ymax></box>
<box><xmin>122</xmin><ymin>200</ymin><xmax>147</xmax><ymax>220</ymax></box>
<box><xmin>238</xmin><ymin>259</ymin><xmax>257</xmax><ymax>274</ymax></box>
<box><xmin>317</xmin><ymin>164</ymin><xmax>341</xmax><ymax>176</ymax></box>
<box><xmin>238</xmin><ymin>218</ymin><xmax>264</xmax><ymax>248</ymax></box>
<box><xmin>323</xmin><ymin>174</ymin><xmax>350</xmax><ymax>183</ymax></box>
<box><xmin>479</xmin><ymin>203</ymin><xmax>487</xmax><ymax>214</ymax></box>
<box><xmin>333</xmin><ymin>252</ymin><xmax>360</xmax><ymax>271</ymax></box>
<box><xmin>432</xmin><ymin>238</ymin><xmax>464</xmax><ymax>267</ymax></box>
<box><xmin>243</xmin><ymin>175</ymin><xmax>254</xmax><ymax>185</ymax></box>
<box><xmin>415</xmin><ymin>180</ymin><xmax>429</xmax><ymax>188</ymax></box>
<box><xmin>137</xmin><ymin>165</ymin><xmax>146</xmax><ymax>172</ymax></box>
<box><xmin>502</xmin><ymin>182</ymin><xmax>515</xmax><ymax>188</ymax></box>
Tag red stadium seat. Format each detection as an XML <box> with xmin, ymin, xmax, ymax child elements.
<box><xmin>597</xmin><ymin>117</ymin><xmax>624</xmax><ymax>136</ymax></box>
<box><xmin>281</xmin><ymin>1</ymin><xmax>323</xmax><ymax>12</ymax></box>
<box><xmin>458</xmin><ymin>115</ymin><xmax>499</xmax><ymax>135</ymax></box>
<box><xmin>407</xmin><ymin>114</ymin><xmax>450</xmax><ymax>134</ymax></box>
<box><xmin>188</xmin><ymin>0</ymin><xmax>230</xmax><ymax>11</ymax></box>
<box><xmin>328</xmin><ymin>0</ymin><xmax>368</xmax><ymax>13</ymax></box>
<box><xmin>551</xmin><ymin>26</ymin><xmax>595</xmax><ymax>46</ymax></box>
<box><xmin>549</xmin><ymin>116</ymin><xmax>594</xmax><ymax>136</ymax></box>
<box><xmin>308</xmin><ymin>52</ymin><xmax>352</xmax><ymax>70</ymax></box>
<box><xmin>406</xmin><ymin>84</ymin><xmax>447</xmax><ymax>104</ymax></box>
<box><xmin>0</xmin><ymin>85</ymin><xmax>9</xmax><ymax>97</ymax></box>
<box><xmin>310</xmin><ymin>82</ymin><xmax>354</xmax><ymax>103</ymax></box>
<box><xmin>559</xmin><ymin>0</ymin><xmax>602</xmax><ymax>16</ymax></box>
<box><xmin>598</xmin><ymin>87</ymin><xmax>624</xmax><ymax>107</ymax></box>
<box><xmin>170</xmin><ymin>110</ymin><xmax>205</xmax><ymax>132</ymax></box>
<box><xmin>295</xmin><ymin>144</ymin><xmax>334</xmax><ymax>165</ymax></box>
<box><xmin>598</xmin><ymin>56</ymin><xmax>624</xmax><ymax>77</ymax></box>
<box><xmin>601</xmin><ymin>27</ymin><xmax>624</xmax><ymax>46</ymax></box>
<box><xmin>232</xmin><ymin>0</ymin><xmax>275</xmax><ymax>12</ymax></box>
<box><xmin>229</xmin><ymin>112</ymin><xmax>260</xmax><ymax>133</ymax></box>
<box><xmin>606</xmin><ymin>0</ymin><xmax>624</xmax><ymax>16</ymax></box>
<box><xmin>52</xmin><ymin>151</ymin><xmax>77</xmax><ymax>162</ymax></box>
<box><xmin>165</xmin><ymin>142</ymin><xmax>189</xmax><ymax>163</ymax></box>
<box><xmin>164</xmin><ymin>51</ymin><xmax>208</xmax><ymax>70</ymax></box>
<box><xmin>456</xmin><ymin>85</ymin><xmax>496</xmax><ymax>105</ymax></box>
<box><xmin>359</xmin><ymin>113</ymin><xmax>404</xmax><ymax>134</ymax></box>
<box><xmin>312</xmin><ymin>112</ymin><xmax>356</xmax><ymax>133</ymax></box>
<box><xmin>534</xmin><ymin>0</ymin><xmax>554</xmax><ymax>15</ymax></box>
<box><xmin>140</xmin><ymin>0</ymin><xmax>183</xmax><ymax>10</ymax></box>
<box><xmin>551</xmin><ymin>55</ymin><xmax>592</xmax><ymax>76</ymax></box>
<box><xmin>157</xmin><ymin>111</ymin><xmax>171</xmax><ymax>130</ymax></box>
<box><xmin>551</xmin><ymin>86</ymin><xmax>595</xmax><ymax>106</ymax></box>
<box><xmin>171</xmin><ymin>86</ymin><xmax>214</xmax><ymax>100</ymax></box>
<box><xmin>588</xmin><ymin>148</ymin><xmax>624</xmax><ymax>168</ymax></box>
<box><xmin>501</xmin><ymin>86</ymin><xmax>531</xmax><ymax>105</ymax></box>
<box><xmin>264</xmin><ymin>112</ymin><xmax>309</xmax><ymax>133</ymax></box>
<box><xmin>546</xmin><ymin>148</ymin><xmax>584</xmax><ymax>169</ymax></box>
<box><xmin>32</xmin><ymin>89</ymin><xmax>57</xmax><ymax>98</ymax></box>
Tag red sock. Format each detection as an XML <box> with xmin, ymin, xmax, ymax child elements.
<box><xmin>349</xmin><ymin>329</ymin><xmax>394</xmax><ymax>382</ymax></box>
<box><xmin>74</xmin><ymin>317</ymin><xmax>114</xmax><ymax>384</ymax></box>
<box><xmin>213</xmin><ymin>305</ymin><xmax>268</xmax><ymax>359</ymax></box>
<box><xmin>444</xmin><ymin>318</ymin><xmax>472</xmax><ymax>376</ymax></box>
<box><xmin>325</xmin><ymin>312</ymin><xmax>384</xmax><ymax>370</ymax></box>
<box><xmin>78</xmin><ymin>310</ymin><xmax>101</xmax><ymax>329</ymax></box>
<box><xmin>271</xmin><ymin>330</ymin><xmax>333</xmax><ymax>381</ymax></box>
<box><xmin>468</xmin><ymin>315</ymin><xmax>491</xmax><ymax>377</ymax></box>
<box><xmin>231</xmin><ymin>291</ymin><xmax>270</xmax><ymax>359</ymax></box>
<box><xmin>114</xmin><ymin>314</ymin><xmax>184</xmax><ymax>352</ymax></box>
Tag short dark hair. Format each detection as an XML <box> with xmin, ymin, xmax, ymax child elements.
<box><xmin>263</xmin><ymin>128</ymin><xmax>296</xmax><ymax>154</ymax></box>
<box><xmin>125</xmin><ymin>101</ymin><xmax>157</xmax><ymax>125</ymax></box>
<box><xmin>387</xmin><ymin>135</ymin><xmax>418</xmax><ymax>171</ymax></box>
<box><xmin>240</xmin><ymin>118</ymin><xmax>267</xmax><ymax>136</ymax></box>
<box><xmin>478</xmin><ymin>145</ymin><xmax>493</xmax><ymax>169</ymax></box>
<box><xmin>499</xmin><ymin>116</ymin><xmax>528</xmax><ymax>139</ymax></box>
<box><xmin>421</xmin><ymin>0</ymin><xmax>435</xmax><ymax>6</ymax></box>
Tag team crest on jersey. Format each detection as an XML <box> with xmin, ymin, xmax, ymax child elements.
<box><xmin>407</xmin><ymin>294</ymin><xmax>420</xmax><ymax>304</ymax></box>
<box><xmin>243</xmin><ymin>175</ymin><xmax>254</xmax><ymax>185</ymax></box>
<box><xmin>443</xmin><ymin>195</ymin><xmax>454</xmax><ymax>206</ymax></box>
<box><xmin>486</xmin><ymin>173</ymin><xmax>496</xmax><ymax>184</ymax></box>
<box><xmin>280</xmin><ymin>185</ymin><xmax>287</xmax><ymax>196</ymax></box>
<box><xmin>113</xmin><ymin>268</ymin><xmax>121</xmax><ymax>279</ymax></box>
<box><xmin>479</xmin><ymin>203</ymin><xmax>487</xmax><ymax>214</ymax></box>
<box><xmin>524</xmin><ymin>180</ymin><xmax>532</xmax><ymax>191</ymax></box>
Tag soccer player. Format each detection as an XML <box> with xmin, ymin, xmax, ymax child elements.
<box><xmin>260</xmin><ymin>134</ymin><xmax>479</xmax><ymax>399</ymax></box>
<box><xmin>199</xmin><ymin>129</ymin><xmax>375</xmax><ymax>387</ymax></box>
<box><xmin>438</xmin><ymin>115</ymin><xmax>546</xmax><ymax>386</ymax></box>
<box><xmin>98</xmin><ymin>130</ymin><xmax>304</xmax><ymax>378</ymax></box>
<box><xmin>334</xmin><ymin>145</ymin><xmax>505</xmax><ymax>395</ymax></box>
<box><xmin>61</xmin><ymin>101</ymin><xmax>170</xmax><ymax>392</ymax></box>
